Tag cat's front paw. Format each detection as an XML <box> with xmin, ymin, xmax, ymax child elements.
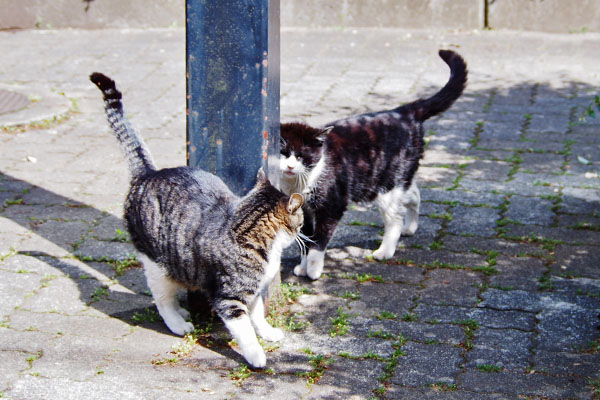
<box><xmin>177</xmin><ymin>307</ymin><xmax>191</xmax><ymax>320</ymax></box>
<box><xmin>372</xmin><ymin>247</ymin><xmax>395</xmax><ymax>261</ymax></box>
<box><xmin>165</xmin><ymin>318</ymin><xmax>195</xmax><ymax>336</ymax></box>
<box><xmin>259</xmin><ymin>326</ymin><xmax>284</xmax><ymax>342</ymax></box>
<box><xmin>243</xmin><ymin>345</ymin><xmax>267</xmax><ymax>369</ymax></box>
<box><xmin>293</xmin><ymin>263</ymin><xmax>307</xmax><ymax>276</ymax></box>
<box><xmin>402</xmin><ymin>222</ymin><xmax>418</xmax><ymax>236</ymax></box>
<box><xmin>306</xmin><ymin>249</ymin><xmax>325</xmax><ymax>280</ymax></box>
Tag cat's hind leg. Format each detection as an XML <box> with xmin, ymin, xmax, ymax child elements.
<box><xmin>139</xmin><ymin>253</ymin><xmax>194</xmax><ymax>336</ymax></box>
<box><xmin>249</xmin><ymin>295</ymin><xmax>283</xmax><ymax>342</ymax></box>
<box><xmin>215</xmin><ymin>299</ymin><xmax>266</xmax><ymax>368</ymax></box>
<box><xmin>402</xmin><ymin>182</ymin><xmax>420</xmax><ymax>236</ymax></box>
<box><xmin>373</xmin><ymin>187</ymin><xmax>405</xmax><ymax>260</ymax></box>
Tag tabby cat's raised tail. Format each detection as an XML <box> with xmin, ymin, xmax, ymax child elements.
<box><xmin>405</xmin><ymin>49</ymin><xmax>467</xmax><ymax>122</ymax></box>
<box><xmin>90</xmin><ymin>72</ymin><xmax>156</xmax><ymax>178</ymax></box>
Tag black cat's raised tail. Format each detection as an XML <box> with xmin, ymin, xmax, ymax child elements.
<box><xmin>405</xmin><ymin>49</ymin><xmax>468</xmax><ymax>122</ymax></box>
<box><xmin>90</xmin><ymin>72</ymin><xmax>156</xmax><ymax>178</ymax></box>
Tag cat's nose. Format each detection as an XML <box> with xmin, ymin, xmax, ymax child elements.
<box><xmin>287</xmin><ymin>165</ymin><xmax>294</xmax><ymax>171</ymax></box>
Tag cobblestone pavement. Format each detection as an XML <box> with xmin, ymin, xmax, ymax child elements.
<box><xmin>1</xmin><ymin>27</ymin><xmax>599</xmax><ymax>399</ymax></box>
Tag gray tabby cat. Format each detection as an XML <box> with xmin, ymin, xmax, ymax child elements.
<box><xmin>90</xmin><ymin>72</ymin><xmax>304</xmax><ymax>368</ymax></box>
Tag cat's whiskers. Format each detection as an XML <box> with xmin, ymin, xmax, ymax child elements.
<box><xmin>295</xmin><ymin>232</ymin><xmax>313</xmax><ymax>258</ymax></box>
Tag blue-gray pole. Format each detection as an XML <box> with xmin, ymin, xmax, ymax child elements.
<box><xmin>185</xmin><ymin>0</ymin><xmax>281</xmax><ymax>315</ymax></box>
<box><xmin>186</xmin><ymin>0</ymin><xmax>280</xmax><ymax>195</ymax></box>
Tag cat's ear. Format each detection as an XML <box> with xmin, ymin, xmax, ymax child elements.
<box><xmin>287</xmin><ymin>193</ymin><xmax>304</xmax><ymax>213</ymax></box>
<box><xmin>316</xmin><ymin>126</ymin><xmax>334</xmax><ymax>142</ymax></box>
<box><xmin>256</xmin><ymin>167</ymin><xmax>270</xmax><ymax>186</ymax></box>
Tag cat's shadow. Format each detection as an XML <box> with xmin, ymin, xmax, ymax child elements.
<box><xmin>1</xmin><ymin>172</ymin><xmax>176</xmax><ymax>330</ymax></box>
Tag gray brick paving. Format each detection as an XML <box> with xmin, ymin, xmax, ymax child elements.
<box><xmin>1</xmin><ymin>27</ymin><xmax>599</xmax><ymax>399</ymax></box>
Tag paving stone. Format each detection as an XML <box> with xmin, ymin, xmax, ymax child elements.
<box><xmin>442</xmin><ymin>235</ymin><xmax>540</xmax><ymax>257</ymax></box>
<box><xmin>559</xmin><ymin>186</ymin><xmax>600</xmax><ymax>214</ymax></box>
<box><xmin>504</xmin><ymin>195</ymin><xmax>555</xmax><ymax>225</ymax></box>
<box><xmin>532</xmin><ymin>351</ymin><xmax>600</xmax><ymax>378</ymax></box>
<box><xmin>460</xmin><ymin>370</ymin><xmax>590</xmax><ymax>399</ymax></box>
<box><xmin>536</xmin><ymin>294</ymin><xmax>600</xmax><ymax>352</ymax></box>
<box><xmin>353</xmin><ymin>318</ymin><xmax>465</xmax><ymax>346</ymax></box>
<box><xmin>420</xmin><ymin>269</ymin><xmax>483</xmax><ymax>307</ymax></box>
<box><xmin>0</xmin><ymin>269</ymin><xmax>44</xmax><ymax>318</ymax></box>
<box><xmin>462</xmin><ymin>159</ymin><xmax>511</xmax><ymax>181</ymax></box>
<box><xmin>519</xmin><ymin>151</ymin><xmax>565</xmax><ymax>174</ymax></box>
<box><xmin>0</xmin><ymin>349</ymin><xmax>31</xmax><ymax>392</ymax></box>
<box><xmin>446</xmin><ymin>205</ymin><xmax>500</xmax><ymax>237</ymax></box>
<box><xmin>550</xmin><ymin>244</ymin><xmax>600</xmax><ymax>279</ymax></box>
<box><xmin>354</xmin><ymin>282</ymin><xmax>419</xmax><ymax>316</ymax></box>
<box><xmin>528</xmin><ymin>114</ymin><xmax>571</xmax><ymax>134</ymax></box>
<box><xmin>479</xmin><ymin>288</ymin><xmax>545</xmax><ymax>312</ymax></box>
<box><xmin>422</xmin><ymin>188</ymin><xmax>505</xmax><ymax>208</ymax></box>
<box><xmin>418</xmin><ymin>166</ymin><xmax>460</xmax><ymax>189</ymax></box>
<box><xmin>390</xmin><ymin>342</ymin><xmax>462</xmax><ymax>386</ymax></box>
<box><xmin>413</xmin><ymin>304</ymin><xmax>537</xmax><ymax>331</ymax></box>
<box><xmin>302</xmin><ymin>357</ymin><xmax>385</xmax><ymax>400</ymax></box>
<box><xmin>385</xmin><ymin>386</ymin><xmax>510</xmax><ymax>399</ymax></box>
<box><xmin>504</xmin><ymin>223</ymin><xmax>600</xmax><ymax>246</ymax></box>
<box><xmin>488</xmin><ymin>256</ymin><xmax>547</xmax><ymax>291</ymax></box>
<box><xmin>465</xmin><ymin>327</ymin><xmax>534</xmax><ymax>371</ymax></box>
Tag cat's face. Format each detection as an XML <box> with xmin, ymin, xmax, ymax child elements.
<box><xmin>280</xmin><ymin>123</ymin><xmax>327</xmax><ymax>179</ymax></box>
<box><xmin>255</xmin><ymin>168</ymin><xmax>304</xmax><ymax>236</ymax></box>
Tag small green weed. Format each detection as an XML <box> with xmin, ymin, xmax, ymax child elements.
<box><xmin>477</xmin><ymin>363</ymin><xmax>503</xmax><ymax>372</ymax></box>
<box><xmin>453</xmin><ymin>319</ymin><xmax>479</xmax><ymax>351</ymax></box>
<box><xmin>401</xmin><ymin>313</ymin><xmax>418</xmax><ymax>322</ymax></box>
<box><xmin>110</xmin><ymin>228</ymin><xmax>130</xmax><ymax>243</ymax></box>
<box><xmin>229</xmin><ymin>364</ymin><xmax>252</xmax><ymax>385</ymax></box>
<box><xmin>341</xmin><ymin>290</ymin><xmax>361</xmax><ymax>301</ymax></box>
<box><xmin>132</xmin><ymin>308</ymin><xmax>160</xmax><ymax>324</ymax></box>
<box><xmin>367</xmin><ymin>329</ymin><xmax>397</xmax><ymax>340</ymax></box>
<box><xmin>297</xmin><ymin>349</ymin><xmax>333</xmax><ymax>386</ymax></box>
<box><xmin>90</xmin><ymin>286</ymin><xmax>109</xmax><ymax>302</ymax></box>
<box><xmin>330</xmin><ymin>306</ymin><xmax>350</xmax><ymax>337</ymax></box>
<box><xmin>375</xmin><ymin>311</ymin><xmax>398</xmax><ymax>320</ymax></box>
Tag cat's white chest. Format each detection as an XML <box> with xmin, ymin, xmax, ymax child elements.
<box><xmin>260</xmin><ymin>232</ymin><xmax>291</xmax><ymax>290</ymax></box>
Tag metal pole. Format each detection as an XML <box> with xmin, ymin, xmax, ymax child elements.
<box><xmin>185</xmin><ymin>0</ymin><xmax>281</xmax><ymax>316</ymax></box>
<box><xmin>186</xmin><ymin>0</ymin><xmax>280</xmax><ymax>195</ymax></box>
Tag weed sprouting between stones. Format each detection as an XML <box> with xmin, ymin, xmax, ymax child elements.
<box><xmin>330</xmin><ymin>306</ymin><xmax>351</xmax><ymax>337</ymax></box>
<box><xmin>477</xmin><ymin>363</ymin><xmax>503</xmax><ymax>372</ymax></box>
<box><xmin>297</xmin><ymin>348</ymin><xmax>334</xmax><ymax>386</ymax></box>
<box><xmin>375</xmin><ymin>311</ymin><xmax>398</xmax><ymax>320</ymax></box>
<box><xmin>229</xmin><ymin>363</ymin><xmax>252</xmax><ymax>385</ymax></box>
<box><xmin>401</xmin><ymin>313</ymin><xmax>418</xmax><ymax>322</ymax></box>
<box><xmin>90</xmin><ymin>286</ymin><xmax>109</xmax><ymax>303</ymax></box>
<box><xmin>338</xmin><ymin>272</ymin><xmax>385</xmax><ymax>283</ymax></box>
<box><xmin>453</xmin><ymin>319</ymin><xmax>479</xmax><ymax>351</ymax></box>
<box><xmin>268</xmin><ymin>283</ymin><xmax>312</xmax><ymax>333</ymax></box>
<box><xmin>131</xmin><ymin>308</ymin><xmax>160</xmax><ymax>325</ymax></box>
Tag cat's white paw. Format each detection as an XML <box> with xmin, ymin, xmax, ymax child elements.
<box><xmin>402</xmin><ymin>218</ymin><xmax>419</xmax><ymax>236</ymax></box>
<box><xmin>306</xmin><ymin>249</ymin><xmax>325</xmax><ymax>280</ymax></box>
<box><xmin>166</xmin><ymin>318</ymin><xmax>195</xmax><ymax>336</ymax></box>
<box><xmin>177</xmin><ymin>307</ymin><xmax>191</xmax><ymax>320</ymax></box>
<box><xmin>372</xmin><ymin>246</ymin><xmax>395</xmax><ymax>261</ymax></box>
<box><xmin>259</xmin><ymin>326</ymin><xmax>284</xmax><ymax>342</ymax></box>
<box><xmin>293</xmin><ymin>263</ymin><xmax>307</xmax><ymax>276</ymax></box>
<box><xmin>242</xmin><ymin>345</ymin><xmax>267</xmax><ymax>369</ymax></box>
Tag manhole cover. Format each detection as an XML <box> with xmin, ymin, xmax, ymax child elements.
<box><xmin>0</xmin><ymin>89</ymin><xmax>30</xmax><ymax>115</ymax></box>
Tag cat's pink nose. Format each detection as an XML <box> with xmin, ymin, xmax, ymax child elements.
<box><xmin>287</xmin><ymin>165</ymin><xmax>294</xmax><ymax>170</ymax></box>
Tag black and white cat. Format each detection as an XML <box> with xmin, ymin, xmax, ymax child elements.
<box><xmin>280</xmin><ymin>50</ymin><xmax>467</xmax><ymax>280</ymax></box>
<box><xmin>90</xmin><ymin>73</ymin><xmax>304</xmax><ymax>368</ymax></box>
